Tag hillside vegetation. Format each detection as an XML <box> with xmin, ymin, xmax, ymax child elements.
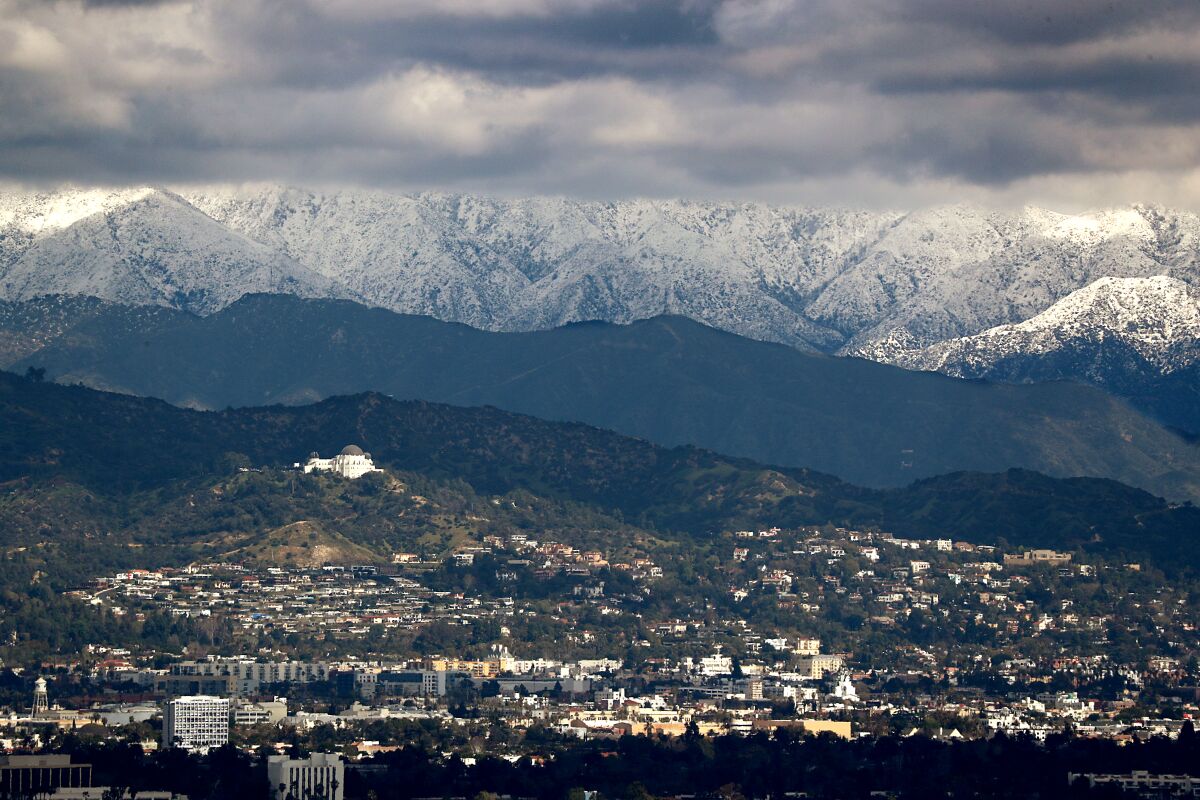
<box><xmin>2</xmin><ymin>370</ymin><xmax>1198</xmax><ymax>588</ymax></box>
<box><xmin>4</xmin><ymin>294</ymin><xmax>1199</xmax><ymax>500</ymax></box>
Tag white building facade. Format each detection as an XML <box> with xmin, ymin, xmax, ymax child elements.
<box><xmin>162</xmin><ymin>695</ymin><xmax>230</xmax><ymax>753</ymax></box>
<box><xmin>302</xmin><ymin>445</ymin><xmax>381</xmax><ymax>479</ymax></box>
<box><xmin>268</xmin><ymin>753</ymin><xmax>344</xmax><ymax>800</ymax></box>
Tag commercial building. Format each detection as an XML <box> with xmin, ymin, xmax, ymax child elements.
<box><xmin>0</xmin><ymin>756</ymin><xmax>91</xmax><ymax>797</ymax></box>
<box><xmin>170</xmin><ymin>658</ymin><xmax>336</xmax><ymax>695</ymax></box>
<box><xmin>1068</xmin><ymin>771</ymin><xmax>1200</xmax><ymax>798</ymax></box>
<box><xmin>268</xmin><ymin>754</ymin><xmax>344</xmax><ymax>800</ymax></box>
<box><xmin>162</xmin><ymin>696</ymin><xmax>230</xmax><ymax>753</ymax></box>
<box><xmin>795</xmin><ymin>654</ymin><xmax>845</xmax><ymax>679</ymax></box>
<box><xmin>374</xmin><ymin>670</ymin><xmax>449</xmax><ymax>698</ymax></box>
<box><xmin>231</xmin><ymin>697</ymin><xmax>288</xmax><ymax>726</ymax></box>
<box><xmin>424</xmin><ymin>653</ymin><xmax>514</xmax><ymax>679</ymax></box>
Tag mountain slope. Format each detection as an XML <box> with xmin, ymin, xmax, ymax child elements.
<box><xmin>2</xmin><ymin>370</ymin><xmax>1198</xmax><ymax>571</ymax></box>
<box><xmin>5</xmin><ymin>294</ymin><xmax>1199</xmax><ymax>501</ymax></box>
<box><xmin>188</xmin><ymin>189</ymin><xmax>1200</xmax><ymax>354</ymax></box>
<box><xmin>8</xmin><ymin>185</ymin><xmax>1200</xmax><ymax>359</ymax></box>
<box><xmin>883</xmin><ymin>277</ymin><xmax>1200</xmax><ymax>433</ymax></box>
<box><xmin>0</xmin><ymin>188</ymin><xmax>345</xmax><ymax>314</ymax></box>
<box><xmin>828</xmin><ymin>205</ymin><xmax>1200</xmax><ymax>354</ymax></box>
<box><xmin>187</xmin><ymin>188</ymin><xmax>851</xmax><ymax>348</ymax></box>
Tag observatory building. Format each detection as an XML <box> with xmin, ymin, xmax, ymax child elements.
<box><xmin>302</xmin><ymin>445</ymin><xmax>381</xmax><ymax>479</ymax></box>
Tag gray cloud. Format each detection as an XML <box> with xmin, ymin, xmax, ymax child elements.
<box><xmin>0</xmin><ymin>0</ymin><xmax>1198</xmax><ymax>208</ymax></box>
<box><xmin>895</xmin><ymin>0</ymin><xmax>1200</xmax><ymax>46</ymax></box>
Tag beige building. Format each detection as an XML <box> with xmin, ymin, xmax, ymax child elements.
<box><xmin>1004</xmin><ymin>549</ymin><xmax>1072</xmax><ymax>566</ymax></box>
<box><xmin>752</xmin><ymin>719</ymin><xmax>853</xmax><ymax>739</ymax></box>
<box><xmin>796</xmin><ymin>654</ymin><xmax>845</xmax><ymax>679</ymax></box>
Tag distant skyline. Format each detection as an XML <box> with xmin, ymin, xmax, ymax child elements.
<box><xmin>2</xmin><ymin>0</ymin><xmax>1199</xmax><ymax>210</ymax></box>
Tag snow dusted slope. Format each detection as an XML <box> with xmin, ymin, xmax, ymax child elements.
<box><xmin>5</xmin><ymin>185</ymin><xmax>1200</xmax><ymax>359</ymax></box>
<box><xmin>187</xmin><ymin>187</ymin><xmax>873</xmax><ymax>347</ymax></box>
<box><xmin>835</xmin><ymin>206</ymin><xmax>1200</xmax><ymax>357</ymax></box>
<box><xmin>878</xmin><ymin>276</ymin><xmax>1200</xmax><ymax>433</ymax></box>
<box><xmin>0</xmin><ymin>187</ymin><xmax>156</xmax><ymax>269</ymax></box>
<box><xmin>189</xmin><ymin>187</ymin><xmax>1200</xmax><ymax>353</ymax></box>
<box><xmin>0</xmin><ymin>188</ymin><xmax>345</xmax><ymax>314</ymax></box>
<box><xmin>183</xmin><ymin>187</ymin><xmax>532</xmax><ymax>330</ymax></box>
<box><xmin>894</xmin><ymin>276</ymin><xmax>1200</xmax><ymax>376</ymax></box>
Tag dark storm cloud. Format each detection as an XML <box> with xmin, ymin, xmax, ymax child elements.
<box><xmin>895</xmin><ymin>0</ymin><xmax>1200</xmax><ymax>46</ymax></box>
<box><xmin>876</xmin><ymin>57</ymin><xmax>1200</xmax><ymax>101</ymax></box>
<box><xmin>81</xmin><ymin>0</ymin><xmax>178</xmax><ymax>6</ymax></box>
<box><xmin>1</xmin><ymin>0</ymin><xmax>1198</xmax><ymax>207</ymax></box>
<box><xmin>195</xmin><ymin>0</ymin><xmax>723</xmax><ymax>90</ymax></box>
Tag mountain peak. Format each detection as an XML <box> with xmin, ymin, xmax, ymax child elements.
<box><xmin>3</xmin><ymin>184</ymin><xmax>1200</xmax><ymax>357</ymax></box>
<box><xmin>0</xmin><ymin>186</ymin><xmax>344</xmax><ymax>315</ymax></box>
<box><xmin>871</xmin><ymin>275</ymin><xmax>1200</xmax><ymax>435</ymax></box>
<box><xmin>1008</xmin><ymin>275</ymin><xmax>1199</xmax><ymax>343</ymax></box>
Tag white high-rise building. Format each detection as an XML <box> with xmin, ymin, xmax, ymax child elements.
<box><xmin>302</xmin><ymin>445</ymin><xmax>381</xmax><ymax>479</ymax></box>
<box><xmin>162</xmin><ymin>696</ymin><xmax>230</xmax><ymax>753</ymax></box>
<box><xmin>268</xmin><ymin>754</ymin><xmax>344</xmax><ymax>800</ymax></box>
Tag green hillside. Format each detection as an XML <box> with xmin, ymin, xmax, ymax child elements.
<box><xmin>5</xmin><ymin>294</ymin><xmax>1199</xmax><ymax>501</ymax></box>
<box><xmin>2</xmin><ymin>369</ymin><xmax>1197</xmax><ymax>584</ymax></box>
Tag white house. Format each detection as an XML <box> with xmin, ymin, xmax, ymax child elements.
<box><xmin>302</xmin><ymin>445</ymin><xmax>381</xmax><ymax>479</ymax></box>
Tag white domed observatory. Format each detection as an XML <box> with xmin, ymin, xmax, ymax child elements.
<box><xmin>302</xmin><ymin>445</ymin><xmax>382</xmax><ymax>479</ymax></box>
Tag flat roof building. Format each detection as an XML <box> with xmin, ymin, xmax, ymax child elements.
<box><xmin>268</xmin><ymin>753</ymin><xmax>344</xmax><ymax>800</ymax></box>
<box><xmin>0</xmin><ymin>755</ymin><xmax>91</xmax><ymax>797</ymax></box>
<box><xmin>163</xmin><ymin>696</ymin><xmax>230</xmax><ymax>754</ymax></box>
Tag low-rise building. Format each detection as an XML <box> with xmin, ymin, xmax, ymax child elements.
<box><xmin>268</xmin><ymin>753</ymin><xmax>344</xmax><ymax>800</ymax></box>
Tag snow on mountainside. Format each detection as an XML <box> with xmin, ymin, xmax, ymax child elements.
<box><xmin>183</xmin><ymin>188</ymin><xmax>1200</xmax><ymax>356</ymax></box>
<box><xmin>832</xmin><ymin>206</ymin><xmax>1200</xmax><ymax>357</ymax></box>
<box><xmin>183</xmin><ymin>187</ymin><xmax>531</xmax><ymax>330</ymax></box>
<box><xmin>0</xmin><ymin>188</ymin><xmax>344</xmax><ymax>314</ymax></box>
<box><xmin>186</xmin><ymin>188</ymin><xmax>872</xmax><ymax>347</ymax></box>
<box><xmin>3</xmin><ymin>185</ymin><xmax>1200</xmax><ymax>362</ymax></box>
<box><xmin>883</xmin><ymin>276</ymin><xmax>1200</xmax><ymax>375</ymax></box>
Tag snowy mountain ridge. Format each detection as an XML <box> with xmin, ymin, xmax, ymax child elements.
<box><xmin>0</xmin><ymin>187</ymin><xmax>345</xmax><ymax>314</ymax></box>
<box><xmin>884</xmin><ymin>276</ymin><xmax>1200</xmax><ymax>375</ymax></box>
<box><xmin>3</xmin><ymin>184</ymin><xmax>1199</xmax><ymax>360</ymax></box>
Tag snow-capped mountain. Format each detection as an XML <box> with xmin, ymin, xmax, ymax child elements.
<box><xmin>0</xmin><ymin>188</ymin><xmax>343</xmax><ymax>314</ymax></box>
<box><xmin>188</xmin><ymin>187</ymin><xmax>1200</xmax><ymax>353</ymax></box>
<box><xmin>831</xmin><ymin>205</ymin><xmax>1200</xmax><ymax>357</ymax></box>
<box><xmin>870</xmin><ymin>276</ymin><xmax>1200</xmax><ymax>434</ymax></box>
<box><xmin>185</xmin><ymin>188</ymin><xmax>877</xmax><ymax>348</ymax></box>
<box><xmin>888</xmin><ymin>276</ymin><xmax>1200</xmax><ymax>377</ymax></box>
<box><xmin>3</xmin><ymin>184</ymin><xmax>1200</xmax><ymax>363</ymax></box>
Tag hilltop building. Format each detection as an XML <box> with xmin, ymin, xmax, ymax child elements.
<box><xmin>302</xmin><ymin>445</ymin><xmax>381</xmax><ymax>480</ymax></box>
<box><xmin>1004</xmin><ymin>549</ymin><xmax>1072</xmax><ymax>566</ymax></box>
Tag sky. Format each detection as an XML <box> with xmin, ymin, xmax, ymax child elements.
<box><xmin>1</xmin><ymin>0</ymin><xmax>1199</xmax><ymax>209</ymax></box>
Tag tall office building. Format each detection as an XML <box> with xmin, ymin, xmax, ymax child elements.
<box><xmin>162</xmin><ymin>695</ymin><xmax>230</xmax><ymax>753</ymax></box>
<box><xmin>268</xmin><ymin>754</ymin><xmax>344</xmax><ymax>800</ymax></box>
